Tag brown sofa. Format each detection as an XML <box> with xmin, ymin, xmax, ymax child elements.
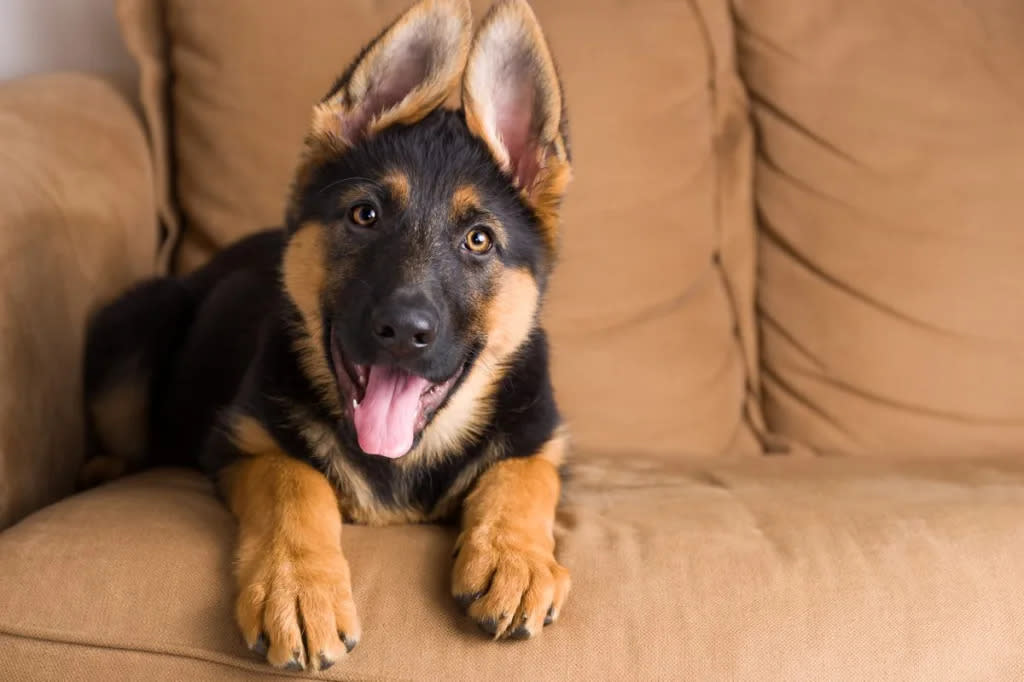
<box><xmin>2</xmin><ymin>1</ymin><xmax>1023</xmax><ymax>679</ymax></box>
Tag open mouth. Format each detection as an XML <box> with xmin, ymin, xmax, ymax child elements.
<box><xmin>328</xmin><ymin>326</ymin><xmax>466</xmax><ymax>459</ymax></box>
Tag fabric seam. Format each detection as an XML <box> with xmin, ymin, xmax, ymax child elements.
<box><xmin>684</xmin><ymin>0</ymin><xmax>777</xmax><ymax>454</ymax></box>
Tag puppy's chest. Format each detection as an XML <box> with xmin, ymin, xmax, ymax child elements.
<box><xmin>298</xmin><ymin>419</ymin><xmax>490</xmax><ymax>526</ymax></box>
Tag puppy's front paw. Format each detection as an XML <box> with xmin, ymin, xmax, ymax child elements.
<box><xmin>452</xmin><ymin>527</ymin><xmax>570</xmax><ymax>640</ymax></box>
<box><xmin>235</xmin><ymin>544</ymin><xmax>360</xmax><ymax>671</ymax></box>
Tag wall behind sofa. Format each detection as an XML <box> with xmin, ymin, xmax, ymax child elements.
<box><xmin>0</xmin><ymin>0</ymin><xmax>136</xmax><ymax>92</ymax></box>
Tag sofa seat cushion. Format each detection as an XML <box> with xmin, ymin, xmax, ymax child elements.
<box><xmin>1</xmin><ymin>458</ymin><xmax>1023</xmax><ymax>680</ymax></box>
<box><xmin>0</xmin><ymin>74</ymin><xmax>157</xmax><ymax>530</ymax></box>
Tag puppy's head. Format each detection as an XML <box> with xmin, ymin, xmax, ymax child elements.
<box><xmin>283</xmin><ymin>0</ymin><xmax>570</xmax><ymax>459</ymax></box>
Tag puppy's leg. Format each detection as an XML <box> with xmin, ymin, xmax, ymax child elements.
<box><xmin>80</xmin><ymin>277</ymin><xmax>195</xmax><ymax>488</ymax></box>
<box><xmin>452</xmin><ymin>436</ymin><xmax>570</xmax><ymax>640</ymax></box>
<box><xmin>222</xmin><ymin>427</ymin><xmax>360</xmax><ymax>671</ymax></box>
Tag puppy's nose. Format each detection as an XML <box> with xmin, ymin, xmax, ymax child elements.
<box><xmin>371</xmin><ymin>301</ymin><xmax>438</xmax><ymax>358</ymax></box>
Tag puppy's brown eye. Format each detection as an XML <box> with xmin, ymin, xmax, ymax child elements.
<box><xmin>350</xmin><ymin>203</ymin><xmax>378</xmax><ymax>226</ymax></box>
<box><xmin>464</xmin><ymin>228</ymin><xmax>493</xmax><ymax>254</ymax></box>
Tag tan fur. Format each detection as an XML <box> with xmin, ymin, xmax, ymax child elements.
<box><xmin>452</xmin><ymin>436</ymin><xmax>570</xmax><ymax>639</ymax></box>
<box><xmin>381</xmin><ymin>169</ymin><xmax>412</xmax><ymax>208</ymax></box>
<box><xmin>223</xmin><ymin>417</ymin><xmax>360</xmax><ymax>671</ymax></box>
<box><xmin>281</xmin><ymin>221</ymin><xmax>340</xmax><ymax>414</ymax></box>
<box><xmin>336</xmin><ymin>185</ymin><xmax>377</xmax><ymax>209</ymax></box>
<box><xmin>296</xmin><ymin>409</ymin><xmax>498</xmax><ymax>525</ymax></box>
<box><xmin>89</xmin><ymin>368</ymin><xmax>148</xmax><ymax>464</ymax></box>
<box><xmin>79</xmin><ymin>367</ymin><xmax>149</xmax><ymax>488</ymax></box>
<box><xmin>297</xmin><ymin>416</ymin><xmax>427</xmax><ymax>526</ymax></box>
<box><xmin>310</xmin><ymin>107</ymin><xmax>339</xmax><ymax>144</ymax></box>
<box><xmin>229</xmin><ymin>414</ymin><xmax>280</xmax><ymax>456</ymax></box>
<box><xmin>406</xmin><ymin>267</ymin><xmax>539</xmax><ymax>468</ymax></box>
<box><xmin>428</xmin><ymin>437</ymin><xmax>508</xmax><ymax>520</ymax></box>
<box><xmin>450</xmin><ymin>184</ymin><xmax>509</xmax><ymax>250</ymax></box>
<box><xmin>451</xmin><ymin>183</ymin><xmax>481</xmax><ymax>219</ymax></box>
<box><xmin>480</xmin><ymin>266</ymin><xmax>541</xmax><ymax>361</ymax></box>
<box><xmin>526</xmin><ymin>152</ymin><xmax>572</xmax><ymax>252</ymax></box>
<box><xmin>462</xmin><ymin>0</ymin><xmax>570</xmax><ymax>253</ymax></box>
<box><xmin>278</xmin><ymin>404</ymin><xmax>508</xmax><ymax>524</ymax></box>
<box><xmin>312</xmin><ymin>0</ymin><xmax>471</xmax><ymax>144</ymax></box>
<box><xmin>535</xmin><ymin>424</ymin><xmax>569</xmax><ymax>468</ymax></box>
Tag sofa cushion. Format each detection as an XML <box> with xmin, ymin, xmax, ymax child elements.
<box><xmin>0</xmin><ymin>74</ymin><xmax>157</xmax><ymax>530</ymax></box>
<box><xmin>2</xmin><ymin>461</ymin><xmax>1024</xmax><ymax>680</ymax></box>
<box><xmin>116</xmin><ymin>0</ymin><xmax>762</xmax><ymax>459</ymax></box>
<box><xmin>736</xmin><ymin>0</ymin><xmax>1024</xmax><ymax>456</ymax></box>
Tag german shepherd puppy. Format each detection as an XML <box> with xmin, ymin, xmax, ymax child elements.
<box><xmin>80</xmin><ymin>0</ymin><xmax>572</xmax><ymax>672</ymax></box>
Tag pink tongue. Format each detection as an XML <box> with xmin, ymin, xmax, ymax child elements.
<box><xmin>352</xmin><ymin>365</ymin><xmax>431</xmax><ymax>458</ymax></box>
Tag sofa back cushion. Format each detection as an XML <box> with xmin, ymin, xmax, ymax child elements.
<box><xmin>117</xmin><ymin>0</ymin><xmax>762</xmax><ymax>458</ymax></box>
<box><xmin>736</xmin><ymin>0</ymin><xmax>1024</xmax><ymax>455</ymax></box>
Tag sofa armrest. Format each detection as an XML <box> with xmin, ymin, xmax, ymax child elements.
<box><xmin>0</xmin><ymin>73</ymin><xmax>157</xmax><ymax>529</ymax></box>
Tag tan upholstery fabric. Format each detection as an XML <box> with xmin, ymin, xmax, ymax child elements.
<box><xmin>115</xmin><ymin>0</ymin><xmax>179</xmax><ymax>273</ymax></box>
<box><xmin>0</xmin><ymin>74</ymin><xmax>157</xmax><ymax>529</ymax></box>
<box><xmin>116</xmin><ymin>0</ymin><xmax>762</xmax><ymax>459</ymax></box>
<box><xmin>2</xmin><ymin>460</ymin><xmax>1024</xmax><ymax>680</ymax></box>
<box><xmin>736</xmin><ymin>0</ymin><xmax>1024</xmax><ymax>456</ymax></box>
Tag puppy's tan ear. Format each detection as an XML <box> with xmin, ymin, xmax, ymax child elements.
<box><xmin>313</xmin><ymin>0</ymin><xmax>472</xmax><ymax>145</ymax></box>
<box><xmin>463</xmin><ymin>0</ymin><xmax>570</xmax><ymax>247</ymax></box>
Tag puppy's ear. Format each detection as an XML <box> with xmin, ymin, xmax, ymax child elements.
<box><xmin>313</xmin><ymin>0</ymin><xmax>472</xmax><ymax>145</ymax></box>
<box><xmin>463</xmin><ymin>0</ymin><xmax>570</xmax><ymax>247</ymax></box>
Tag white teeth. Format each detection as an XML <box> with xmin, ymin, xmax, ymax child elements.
<box><xmin>352</xmin><ymin>398</ymin><xmax>360</xmax><ymax>408</ymax></box>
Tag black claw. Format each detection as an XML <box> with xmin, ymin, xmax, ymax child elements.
<box><xmin>544</xmin><ymin>606</ymin><xmax>555</xmax><ymax>626</ymax></box>
<box><xmin>341</xmin><ymin>633</ymin><xmax>359</xmax><ymax>653</ymax></box>
<box><xmin>282</xmin><ymin>649</ymin><xmax>304</xmax><ymax>671</ymax></box>
<box><xmin>509</xmin><ymin>624</ymin><xmax>532</xmax><ymax>640</ymax></box>
<box><xmin>318</xmin><ymin>653</ymin><xmax>336</xmax><ymax>671</ymax></box>
<box><xmin>455</xmin><ymin>591</ymin><xmax>484</xmax><ymax>610</ymax></box>
<box><xmin>249</xmin><ymin>633</ymin><xmax>269</xmax><ymax>657</ymax></box>
<box><xmin>478</xmin><ymin>618</ymin><xmax>500</xmax><ymax>636</ymax></box>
